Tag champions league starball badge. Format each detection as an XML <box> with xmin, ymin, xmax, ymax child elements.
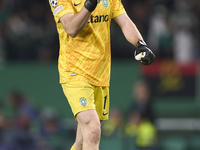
<box><xmin>50</xmin><ymin>0</ymin><xmax>58</xmax><ymax>8</ymax></box>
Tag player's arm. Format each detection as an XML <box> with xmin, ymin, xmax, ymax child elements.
<box><xmin>114</xmin><ymin>13</ymin><xmax>143</xmax><ymax>46</ymax></box>
<box><xmin>60</xmin><ymin>0</ymin><xmax>99</xmax><ymax>38</ymax></box>
<box><xmin>114</xmin><ymin>14</ymin><xmax>155</xmax><ymax>65</ymax></box>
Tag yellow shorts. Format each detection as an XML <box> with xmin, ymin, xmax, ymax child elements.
<box><xmin>61</xmin><ymin>81</ymin><xmax>109</xmax><ymax>120</ymax></box>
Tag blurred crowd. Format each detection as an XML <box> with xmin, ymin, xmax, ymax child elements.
<box><xmin>0</xmin><ymin>0</ymin><xmax>199</xmax><ymax>63</ymax></box>
<box><xmin>102</xmin><ymin>80</ymin><xmax>157</xmax><ymax>150</ymax></box>
<box><xmin>0</xmin><ymin>0</ymin><xmax>59</xmax><ymax>63</ymax></box>
<box><xmin>0</xmin><ymin>89</ymin><xmax>77</xmax><ymax>150</ymax></box>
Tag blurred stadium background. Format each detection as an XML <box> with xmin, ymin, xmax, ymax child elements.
<box><xmin>0</xmin><ymin>0</ymin><xmax>200</xmax><ymax>149</ymax></box>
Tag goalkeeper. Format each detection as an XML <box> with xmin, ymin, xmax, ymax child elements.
<box><xmin>49</xmin><ymin>0</ymin><xmax>155</xmax><ymax>150</ymax></box>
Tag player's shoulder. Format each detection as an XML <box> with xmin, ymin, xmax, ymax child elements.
<box><xmin>109</xmin><ymin>0</ymin><xmax>123</xmax><ymax>5</ymax></box>
<box><xmin>49</xmin><ymin>0</ymin><xmax>75</xmax><ymax>9</ymax></box>
<box><xmin>110</xmin><ymin>0</ymin><xmax>122</xmax><ymax>2</ymax></box>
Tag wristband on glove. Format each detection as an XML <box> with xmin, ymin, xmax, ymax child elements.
<box><xmin>136</xmin><ymin>40</ymin><xmax>147</xmax><ymax>49</ymax></box>
<box><xmin>84</xmin><ymin>0</ymin><xmax>99</xmax><ymax>12</ymax></box>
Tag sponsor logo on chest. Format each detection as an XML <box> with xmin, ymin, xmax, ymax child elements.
<box><xmin>88</xmin><ymin>15</ymin><xmax>109</xmax><ymax>23</ymax></box>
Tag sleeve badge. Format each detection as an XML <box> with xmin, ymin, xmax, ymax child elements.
<box><xmin>50</xmin><ymin>0</ymin><xmax>58</xmax><ymax>8</ymax></box>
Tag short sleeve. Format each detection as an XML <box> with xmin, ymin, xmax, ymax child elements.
<box><xmin>111</xmin><ymin>0</ymin><xmax>126</xmax><ymax>19</ymax></box>
<box><xmin>49</xmin><ymin>0</ymin><xmax>74</xmax><ymax>22</ymax></box>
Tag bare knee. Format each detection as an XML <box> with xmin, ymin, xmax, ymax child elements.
<box><xmin>86</xmin><ymin>123</ymin><xmax>101</xmax><ymax>144</ymax></box>
<box><xmin>76</xmin><ymin>110</ymin><xmax>101</xmax><ymax>145</ymax></box>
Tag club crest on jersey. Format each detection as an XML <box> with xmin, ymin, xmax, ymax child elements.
<box><xmin>50</xmin><ymin>0</ymin><xmax>58</xmax><ymax>8</ymax></box>
<box><xmin>101</xmin><ymin>0</ymin><xmax>109</xmax><ymax>7</ymax></box>
<box><xmin>79</xmin><ymin>98</ymin><xmax>87</xmax><ymax>106</ymax></box>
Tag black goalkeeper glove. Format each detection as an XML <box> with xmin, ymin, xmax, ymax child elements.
<box><xmin>84</xmin><ymin>0</ymin><xmax>100</xmax><ymax>12</ymax></box>
<box><xmin>134</xmin><ymin>40</ymin><xmax>155</xmax><ymax>65</ymax></box>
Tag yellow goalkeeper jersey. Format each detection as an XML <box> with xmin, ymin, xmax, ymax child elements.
<box><xmin>49</xmin><ymin>0</ymin><xmax>126</xmax><ymax>86</ymax></box>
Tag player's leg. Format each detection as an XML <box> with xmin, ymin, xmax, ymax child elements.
<box><xmin>61</xmin><ymin>81</ymin><xmax>99</xmax><ymax>150</ymax></box>
<box><xmin>70</xmin><ymin>124</ymin><xmax>83</xmax><ymax>150</ymax></box>
<box><xmin>76</xmin><ymin>109</ymin><xmax>101</xmax><ymax>150</ymax></box>
<box><xmin>72</xmin><ymin>119</ymin><xmax>103</xmax><ymax>150</ymax></box>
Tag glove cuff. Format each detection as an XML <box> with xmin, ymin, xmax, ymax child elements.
<box><xmin>136</xmin><ymin>40</ymin><xmax>147</xmax><ymax>49</ymax></box>
<box><xmin>84</xmin><ymin>0</ymin><xmax>97</xmax><ymax>12</ymax></box>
